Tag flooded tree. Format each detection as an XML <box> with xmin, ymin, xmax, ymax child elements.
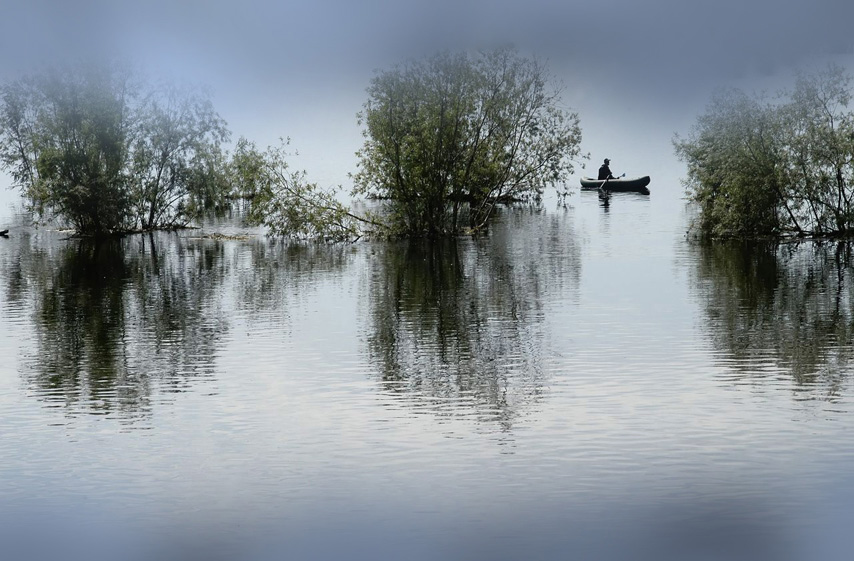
<box><xmin>130</xmin><ymin>83</ymin><xmax>230</xmax><ymax>230</ymax></box>
<box><xmin>228</xmin><ymin>138</ymin><xmax>367</xmax><ymax>241</ymax></box>
<box><xmin>0</xmin><ymin>64</ymin><xmax>230</xmax><ymax>236</ymax></box>
<box><xmin>0</xmin><ymin>65</ymin><xmax>134</xmax><ymax>234</ymax></box>
<box><xmin>353</xmin><ymin>48</ymin><xmax>584</xmax><ymax>237</ymax></box>
<box><xmin>674</xmin><ymin>89</ymin><xmax>786</xmax><ymax>237</ymax></box>
<box><xmin>675</xmin><ymin>65</ymin><xmax>854</xmax><ymax>238</ymax></box>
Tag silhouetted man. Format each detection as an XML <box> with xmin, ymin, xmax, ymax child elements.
<box><xmin>598</xmin><ymin>158</ymin><xmax>615</xmax><ymax>180</ymax></box>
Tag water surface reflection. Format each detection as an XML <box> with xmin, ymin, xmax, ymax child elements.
<box><xmin>692</xmin><ymin>240</ymin><xmax>854</xmax><ymax>399</ymax></box>
<box><xmin>232</xmin><ymin>241</ymin><xmax>354</xmax><ymax>324</ymax></box>
<box><xmin>6</xmin><ymin>233</ymin><xmax>228</xmax><ymax>418</ymax></box>
<box><xmin>1</xmin><ymin>197</ymin><xmax>854</xmax><ymax>560</ymax></box>
<box><xmin>363</xmin><ymin>207</ymin><xmax>581</xmax><ymax>429</ymax></box>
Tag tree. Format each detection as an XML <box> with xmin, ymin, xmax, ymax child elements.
<box><xmin>0</xmin><ymin>65</ymin><xmax>135</xmax><ymax>234</ymax></box>
<box><xmin>781</xmin><ymin>66</ymin><xmax>854</xmax><ymax>234</ymax></box>
<box><xmin>129</xmin><ymin>84</ymin><xmax>230</xmax><ymax>230</ymax></box>
<box><xmin>353</xmin><ymin>48</ymin><xmax>583</xmax><ymax>237</ymax></box>
<box><xmin>675</xmin><ymin>64</ymin><xmax>854</xmax><ymax>238</ymax></box>
<box><xmin>0</xmin><ymin>64</ymin><xmax>231</xmax><ymax>236</ymax></box>
<box><xmin>229</xmin><ymin>138</ymin><xmax>369</xmax><ymax>241</ymax></box>
<box><xmin>674</xmin><ymin>88</ymin><xmax>789</xmax><ymax>237</ymax></box>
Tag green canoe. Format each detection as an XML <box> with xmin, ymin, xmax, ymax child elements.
<box><xmin>580</xmin><ymin>176</ymin><xmax>651</xmax><ymax>195</ymax></box>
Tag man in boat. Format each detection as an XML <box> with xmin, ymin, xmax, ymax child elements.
<box><xmin>598</xmin><ymin>158</ymin><xmax>616</xmax><ymax>180</ymax></box>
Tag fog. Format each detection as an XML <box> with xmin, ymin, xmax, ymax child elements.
<box><xmin>0</xmin><ymin>0</ymin><xmax>852</xmax><ymax>200</ymax></box>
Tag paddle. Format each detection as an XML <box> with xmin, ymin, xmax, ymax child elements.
<box><xmin>598</xmin><ymin>178</ymin><xmax>611</xmax><ymax>202</ymax></box>
<box><xmin>598</xmin><ymin>173</ymin><xmax>625</xmax><ymax>191</ymax></box>
<box><xmin>598</xmin><ymin>172</ymin><xmax>626</xmax><ymax>202</ymax></box>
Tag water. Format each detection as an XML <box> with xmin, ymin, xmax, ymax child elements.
<box><xmin>1</xmin><ymin>189</ymin><xmax>853</xmax><ymax>560</ymax></box>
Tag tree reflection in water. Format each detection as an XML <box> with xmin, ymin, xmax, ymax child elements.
<box><xmin>232</xmin><ymin>241</ymin><xmax>354</xmax><ymax>323</ymax></box>
<box><xmin>364</xmin><ymin>208</ymin><xmax>581</xmax><ymax>430</ymax></box>
<box><xmin>9</xmin><ymin>233</ymin><xmax>228</xmax><ymax>418</ymax></box>
<box><xmin>693</xmin><ymin>240</ymin><xmax>854</xmax><ymax>399</ymax></box>
<box><xmin>0</xmin><ymin>206</ymin><xmax>580</xmax><ymax>427</ymax></box>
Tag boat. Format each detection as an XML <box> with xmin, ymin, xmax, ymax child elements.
<box><xmin>580</xmin><ymin>176</ymin><xmax>651</xmax><ymax>195</ymax></box>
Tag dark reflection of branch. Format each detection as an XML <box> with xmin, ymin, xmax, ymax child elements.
<box><xmin>691</xmin><ymin>240</ymin><xmax>854</xmax><ymax>400</ymax></box>
<box><xmin>364</xmin><ymin>206</ymin><xmax>581</xmax><ymax>431</ymax></box>
<box><xmin>233</xmin><ymin>241</ymin><xmax>354</xmax><ymax>320</ymax></box>
<box><xmin>7</xmin><ymin>232</ymin><xmax>228</xmax><ymax>419</ymax></box>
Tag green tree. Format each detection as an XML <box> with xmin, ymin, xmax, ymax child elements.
<box><xmin>0</xmin><ymin>78</ymin><xmax>42</xmax><ymax>194</ymax></box>
<box><xmin>353</xmin><ymin>48</ymin><xmax>583</xmax><ymax>237</ymax></box>
<box><xmin>781</xmin><ymin>66</ymin><xmax>854</xmax><ymax>234</ymax></box>
<box><xmin>129</xmin><ymin>84</ymin><xmax>230</xmax><ymax>230</ymax></box>
<box><xmin>675</xmin><ymin>65</ymin><xmax>854</xmax><ymax>238</ymax></box>
<box><xmin>0</xmin><ymin>64</ymin><xmax>231</xmax><ymax>236</ymax></box>
<box><xmin>674</xmin><ymin>89</ymin><xmax>788</xmax><ymax>237</ymax></box>
<box><xmin>229</xmin><ymin>138</ymin><xmax>369</xmax><ymax>241</ymax></box>
<box><xmin>0</xmin><ymin>65</ymin><xmax>135</xmax><ymax>234</ymax></box>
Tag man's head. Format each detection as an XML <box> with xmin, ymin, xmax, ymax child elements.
<box><xmin>604</xmin><ymin>158</ymin><xmax>610</xmax><ymax>164</ymax></box>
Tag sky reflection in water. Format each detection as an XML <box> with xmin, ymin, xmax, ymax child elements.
<box><xmin>0</xmin><ymin>193</ymin><xmax>853</xmax><ymax>560</ymax></box>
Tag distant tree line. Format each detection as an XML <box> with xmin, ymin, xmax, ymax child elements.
<box><xmin>675</xmin><ymin>65</ymin><xmax>854</xmax><ymax>238</ymax></box>
<box><xmin>0</xmin><ymin>49</ymin><xmax>584</xmax><ymax>239</ymax></box>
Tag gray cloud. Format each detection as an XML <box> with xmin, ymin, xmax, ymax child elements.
<box><xmin>3</xmin><ymin>0</ymin><xmax>850</xmax><ymax>86</ymax></box>
<box><xmin>0</xmin><ymin>0</ymin><xmax>851</xmax><ymax>187</ymax></box>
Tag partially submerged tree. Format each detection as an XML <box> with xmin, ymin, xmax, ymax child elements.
<box><xmin>0</xmin><ymin>64</ymin><xmax>230</xmax><ymax>236</ymax></box>
<box><xmin>675</xmin><ymin>64</ymin><xmax>854</xmax><ymax>238</ymax></box>
<box><xmin>1</xmin><ymin>52</ymin><xmax>583</xmax><ymax>241</ymax></box>
<box><xmin>781</xmin><ymin>66</ymin><xmax>854</xmax><ymax>235</ymax></box>
<box><xmin>674</xmin><ymin>89</ymin><xmax>788</xmax><ymax>237</ymax></box>
<box><xmin>0</xmin><ymin>65</ymin><xmax>134</xmax><ymax>234</ymax></box>
<box><xmin>230</xmin><ymin>138</ymin><xmax>371</xmax><ymax>241</ymax></box>
<box><xmin>353</xmin><ymin>48</ymin><xmax>583</xmax><ymax>237</ymax></box>
<box><xmin>129</xmin><ymin>83</ymin><xmax>230</xmax><ymax>230</ymax></box>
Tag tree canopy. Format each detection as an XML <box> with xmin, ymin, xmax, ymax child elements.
<box><xmin>229</xmin><ymin>138</ymin><xmax>366</xmax><ymax>242</ymax></box>
<box><xmin>0</xmin><ymin>64</ymin><xmax>229</xmax><ymax>236</ymax></box>
<box><xmin>1</xmin><ymin>51</ymin><xmax>584</xmax><ymax>242</ymax></box>
<box><xmin>353</xmin><ymin>48</ymin><xmax>583</xmax><ymax>237</ymax></box>
<box><xmin>675</xmin><ymin>65</ymin><xmax>854</xmax><ymax>238</ymax></box>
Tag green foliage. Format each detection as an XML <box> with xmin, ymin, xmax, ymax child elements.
<box><xmin>230</xmin><ymin>138</ymin><xmax>364</xmax><ymax>241</ymax></box>
<box><xmin>781</xmin><ymin>66</ymin><xmax>854</xmax><ymax>234</ymax></box>
<box><xmin>129</xmin><ymin>83</ymin><xmax>230</xmax><ymax>230</ymax></box>
<box><xmin>353</xmin><ymin>48</ymin><xmax>583</xmax><ymax>237</ymax></box>
<box><xmin>0</xmin><ymin>64</ymin><xmax>230</xmax><ymax>236</ymax></box>
<box><xmin>676</xmin><ymin>64</ymin><xmax>854</xmax><ymax>238</ymax></box>
<box><xmin>0</xmin><ymin>65</ymin><xmax>134</xmax><ymax>234</ymax></box>
<box><xmin>674</xmin><ymin>89</ymin><xmax>786</xmax><ymax>237</ymax></box>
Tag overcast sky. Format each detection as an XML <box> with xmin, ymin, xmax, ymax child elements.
<box><xmin>0</xmin><ymin>0</ymin><xmax>852</xmax><ymax>192</ymax></box>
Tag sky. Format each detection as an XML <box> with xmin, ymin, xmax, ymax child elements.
<box><xmin>0</xmin><ymin>0</ymin><xmax>852</xmax><ymax>198</ymax></box>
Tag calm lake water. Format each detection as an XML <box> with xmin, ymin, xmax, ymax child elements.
<box><xmin>1</xmin><ymin>188</ymin><xmax>854</xmax><ymax>561</ymax></box>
